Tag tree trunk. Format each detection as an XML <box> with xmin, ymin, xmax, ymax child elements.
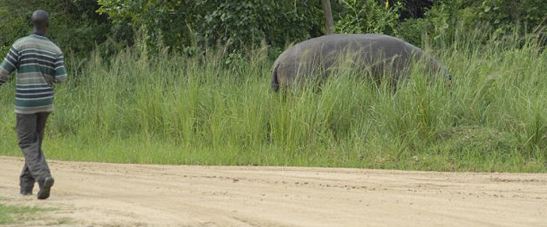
<box><xmin>321</xmin><ymin>0</ymin><xmax>335</xmax><ymax>34</ymax></box>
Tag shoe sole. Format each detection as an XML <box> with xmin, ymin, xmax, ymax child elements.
<box><xmin>37</xmin><ymin>178</ymin><xmax>54</xmax><ymax>200</ymax></box>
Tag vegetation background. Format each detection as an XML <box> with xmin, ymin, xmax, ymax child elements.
<box><xmin>0</xmin><ymin>0</ymin><xmax>545</xmax><ymax>172</ymax></box>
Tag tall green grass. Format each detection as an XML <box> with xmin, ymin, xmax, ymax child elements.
<box><xmin>0</xmin><ymin>30</ymin><xmax>545</xmax><ymax>172</ymax></box>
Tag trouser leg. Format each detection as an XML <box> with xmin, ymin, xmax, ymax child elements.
<box><xmin>36</xmin><ymin>113</ymin><xmax>49</xmax><ymax>148</ymax></box>
<box><xmin>19</xmin><ymin>164</ymin><xmax>34</xmax><ymax>194</ymax></box>
<box><xmin>16</xmin><ymin>113</ymin><xmax>52</xmax><ymax>189</ymax></box>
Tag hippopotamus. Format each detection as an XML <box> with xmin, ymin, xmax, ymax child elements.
<box><xmin>271</xmin><ymin>34</ymin><xmax>451</xmax><ymax>91</ymax></box>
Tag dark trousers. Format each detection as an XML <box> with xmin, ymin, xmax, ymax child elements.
<box><xmin>16</xmin><ymin>113</ymin><xmax>52</xmax><ymax>192</ymax></box>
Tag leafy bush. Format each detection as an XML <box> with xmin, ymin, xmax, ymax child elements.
<box><xmin>97</xmin><ymin>0</ymin><xmax>324</xmax><ymax>53</ymax></box>
<box><xmin>398</xmin><ymin>0</ymin><xmax>546</xmax><ymax>46</ymax></box>
<box><xmin>0</xmin><ymin>0</ymin><xmax>115</xmax><ymax>58</ymax></box>
<box><xmin>335</xmin><ymin>0</ymin><xmax>403</xmax><ymax>35</ymax></box>
<box><xmin>0</xmin><ymin>2</ymin><xmax>29</xmax><ymax>53</ymax></box>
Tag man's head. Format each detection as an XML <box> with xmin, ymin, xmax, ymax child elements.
<box><xmin>31</xmin><ymin>10</ymin><xmax>49</xmax><ymax>35</ymax></box>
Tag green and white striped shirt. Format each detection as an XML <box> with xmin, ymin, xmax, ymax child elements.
<box><xmin>0</xmin><ymin>34</ymin><xmax>67</xmax><ymax>114</ymax></box>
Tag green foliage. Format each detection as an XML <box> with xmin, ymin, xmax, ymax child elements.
<box><xmin>0</xmin><ymin>2</ymin><xmax>28</xmax><ymax>54</ymax></box>
<box><xmin>396</xmin><ymin>18</ymin><xmax>429</xmax><ymax>45</ymax></box>
<box><xmin>0</xmin><ymin>0</ymin><xmax>114</xmax><ymax>58</ymax></box>
<box><xmin>97</xmin><ymin>0</ymin><xmax>323</xmax><ymax>53</ymax></box>
<box><xmin>395</xmin><ymin>0</ymin><xmax>434</xmax><ymax>19</ymax></box>
<box><xmin>3</xmin><ymin>0</ymin><xmax>543</xmax><ymax>56</ymax></box>
<box><xmin>398</xmin><ymin>0</ymin><xmax>546</xmax><ymax>46</ymax></box>
<box><xmin>336</xmin><ymin>0</ymin><xmax>403</xmax><ymax>35</ymax></box>
<box><xmin>472</xmin><ymin>0</ymin><xmax>545</xmax><ymax>32</ymax></box>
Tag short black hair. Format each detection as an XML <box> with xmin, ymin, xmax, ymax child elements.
<box><xmin>31</xmin><ymin>10</ymin><xmax>49</xmax><ymax>29</ymax></box>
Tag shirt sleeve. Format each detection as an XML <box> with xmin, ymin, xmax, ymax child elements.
<box><xmin>54</xmin><ymin>53</ymin><xmax>67</xmax><ymax>83</ymax></box>
<box><xmin>0</xmin><ymin>46</ymin><xmax>19</xmax><ymax>86</ymax></box>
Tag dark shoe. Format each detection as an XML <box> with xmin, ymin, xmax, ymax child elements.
<box><xmin>37</xmin><ymin>177</ymin><xmax>54</xmax><ymax>200</ymax></box>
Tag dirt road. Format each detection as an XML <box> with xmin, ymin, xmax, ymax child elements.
<box><xmin>0</xmin><ymin>156</ymin><xmax>546</xmax><ymax>226</ymax></box>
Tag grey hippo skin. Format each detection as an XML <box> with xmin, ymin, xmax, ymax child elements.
<box><xmin>271</xmin><ymin>34</ymin><xmax>451</xmax><ymax>91</ymax></box>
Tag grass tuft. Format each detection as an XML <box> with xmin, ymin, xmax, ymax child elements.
<box><xmin>0</xmin><ymin>203</ymin><xmax>46</xmax><ymax>224</ymax></box>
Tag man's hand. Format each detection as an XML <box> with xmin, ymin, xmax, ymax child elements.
<box><xmin>0</xmin><ymin>69</ymin><xmax>10</xmax><ymax>86</ymax></box>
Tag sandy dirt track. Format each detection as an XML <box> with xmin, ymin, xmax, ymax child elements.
<box><xmin>0</xmin><ymin>156</ymin><xmax>546</xmax><ymax>227</ymax></box>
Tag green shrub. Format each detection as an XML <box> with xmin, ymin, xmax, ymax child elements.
<box><xmin>399</xmin><ymin>0</ymin><xmax>546</xmax><ymax>47</ymax></box>
<box><xmin>0</xmin><ymin>0</ymin><xmax>115</xmax><ymax>58</ymax></box>
<box><xmin>336</xmin><ymin>0</ymin><xmax>403</xmax><ymax>35</ymax></box>
<box><xmin>97</xmin><ymin>0</ymin><xmax>324</xmax><ymax>53</ymax></box>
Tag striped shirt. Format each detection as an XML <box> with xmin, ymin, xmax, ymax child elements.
<box><xmin>0</xmin><ymin>34</ymin><xmax>67</xmax><ymax>114</ymax></box>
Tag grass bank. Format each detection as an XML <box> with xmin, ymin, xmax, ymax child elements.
<box><xmin>0</xmin><ymin>31</ymin><xmax>545</xmax><ymax>172</ymax></box>
<box><xmin>0</xmin><ymin>202</ymin><xmax>45</xmax><ymax>225</ymax></box>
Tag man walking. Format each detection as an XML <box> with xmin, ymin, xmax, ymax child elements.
<box><xmin>0</xmin><ymin>10</ymin><xmax>67</xmax><ymax>200</ymax></box>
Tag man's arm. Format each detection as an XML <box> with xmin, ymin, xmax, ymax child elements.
<box><xmin>54</xmin><ymin>53</ymin><xmax>67</xmax><ymax>83</ymax></box>
<box><xmin>0</xmin><ymin>46</ymin><xmax>19</xmax><ymax>86</ymax></box>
